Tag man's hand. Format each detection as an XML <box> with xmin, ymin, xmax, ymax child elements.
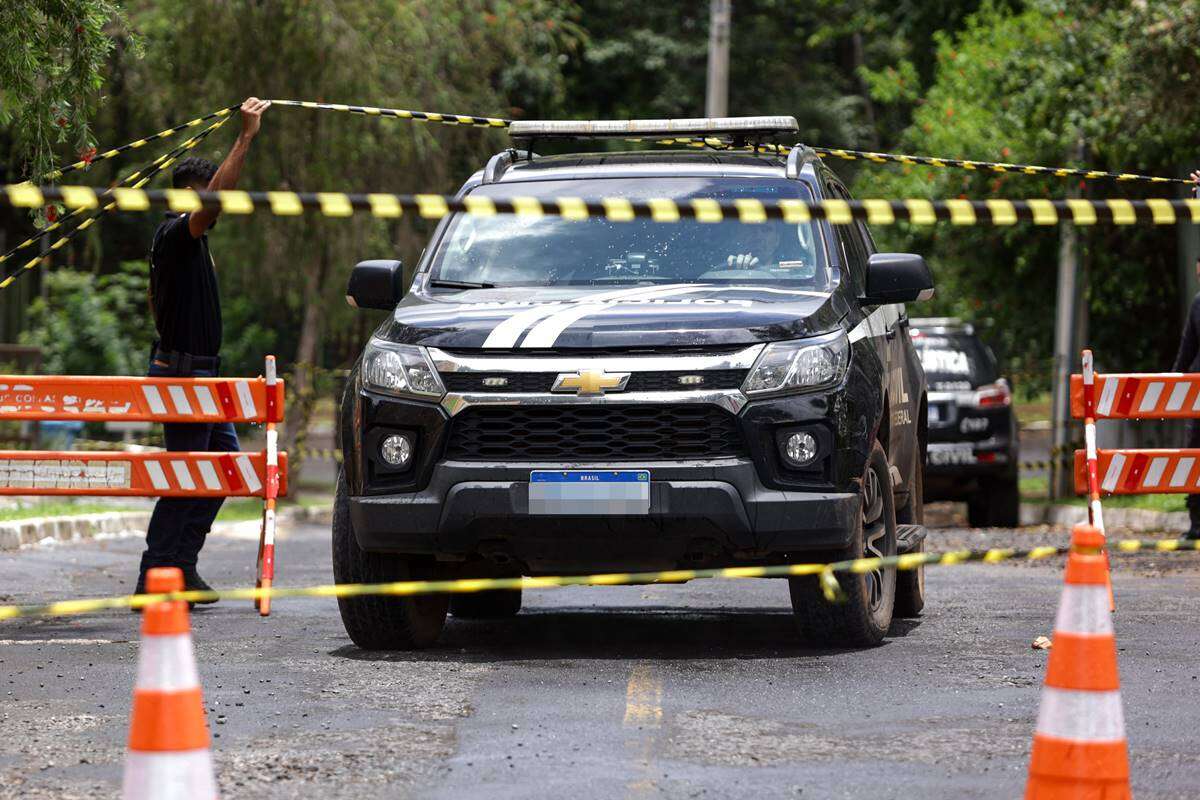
<box><xmin>727</xmin><ymin>253</ymin><xmax>760</xmax><ymax>269</ymax></box>
<box><xmin>187</xmin><ymin>97</ymin><xmax>269</xmax><ymax>238</ymax></box>
<box><xmin>239</xmin><ymin>97</ymin><xmax>270</xmax><ymax>140</ymax></box>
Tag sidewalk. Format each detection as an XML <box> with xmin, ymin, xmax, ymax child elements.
<box><xmin>0</xmin><ymin>502</ymin><xmax>333</xmax><ymax>551</ymax></box>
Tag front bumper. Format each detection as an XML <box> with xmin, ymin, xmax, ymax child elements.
<box><xmin>349</xmin><ymin>458</ymin><xmax>859</xmax><ymax>572</ymax></box>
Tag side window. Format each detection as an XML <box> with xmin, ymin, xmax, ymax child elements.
<box><xmin>828</xmin><ymin>183</ymin><xmax>869</xmax><ymax>291</ymax></box>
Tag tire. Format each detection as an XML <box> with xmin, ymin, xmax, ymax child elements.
<box><xmin>968</xmin><ymin>476</ymin><xmax>1020</xmax><ymax>528</ymax></box>
<box><xmin>332</xmin><ymin>473</ymin><xmax>449</xmax><ymax>650</ymax></box>
<box><xmin>894</xmin><ymin>457</ymin><xmax>926</xmax><ymax>618</ymax></box>
<box><xmin>986</xmin><ymin>476</ymin><xmax>1020</xmax><ymax>528</ymax></box>
<box><xmin>789</xmin><ymin>440</ymin><xmax>897</xmax><ymax>647</ymax></box>
<box><xmin>450</xmin><ymin>589</ymin><xmax>522</xmax><ymax>619</ymax></box>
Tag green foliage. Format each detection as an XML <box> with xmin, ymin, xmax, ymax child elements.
<box><xmin>20</xmin><ymin>260</ymin><xmax>152</xmax><ymax>375</ymax></box>
<box><xmin>0</xmin><ymin>0</ymin><xmax>134</xmax><ymax>181</ymax></box>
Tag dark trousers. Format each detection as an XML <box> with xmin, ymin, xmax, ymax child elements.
<box><xmin>139</xmin><ymin>362</ymin><xmax>240</xmax><ymax>576</ymax></box>
<box><xmin>1188</xmin><ymin>421</ymin><xmax>1200</xmax><ymax>534</ymax></box>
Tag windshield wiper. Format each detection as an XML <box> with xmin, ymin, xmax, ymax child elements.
<box><xmin>428</xmin><ymin>279</ymin><xmax>496</xmax><ymax>290</ymax></box>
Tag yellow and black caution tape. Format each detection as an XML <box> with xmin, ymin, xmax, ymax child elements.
<box><xmin>42</xmin><ymin>105</ymin><xmax>240</xmax><ymax>181</ymax></box>
<box><xmin>810</xmin><ymin>146</ymin><xmax>1188</xmax><ymax>187</ymax></box>
<box><xmin>6</xmin><ymin>184</ymin><xmax>1200</xmax><ymax>226</ymax></box>
<box><xmin>294</xmin><ymin>446</ymin><xmax>343</xmax><ymax>463</ymax></box>
<box><xmin>0</xmin><ymin>116</ymin><xmax>231</xmax><ymax>282</ymax></box>
<box><xmin>653</xmin><ymin>138</ymin><xmax>1188</xmax><ymax>187</ymax></box>
<box><xmin>275</xmin><ymin>100</ymin><xmax>1186</xmax><ymax>186</ymax></box>
<box><xmin>2</xmin><ymin>537</ymin><xmax>1197</xmax><ymax>621</ymax></box>
<box><xmin>271</xmin><ymin>99</ymin><xmax>509</xmax><ymax>129</ymax></box>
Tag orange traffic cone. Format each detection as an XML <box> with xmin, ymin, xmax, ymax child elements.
<box><xmin>1025</xmin><ymin>524</ymin><xmax>1130</xmax><ymax>800</ymax></box>
<box><xmin>122</xmin><ymin>567</ymin><xmax>218</xmax><ymax>800</ymax></box>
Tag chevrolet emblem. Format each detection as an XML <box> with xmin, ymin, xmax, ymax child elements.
<box><xmin>551</xmin><ymin>369</ymin><xmax>631</xmax><ymax>396</ymax></box>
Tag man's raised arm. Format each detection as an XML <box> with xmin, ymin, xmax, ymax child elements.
<box><xmin>187</xmin><ymin>97</ymin><xmax>270</xmax><ymax>238</ymax></box>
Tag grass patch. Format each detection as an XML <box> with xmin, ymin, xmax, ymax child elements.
<box><xmin>1022</xmin><ymin>492</ymin><xmax>1188</xmax><ymax>513</ymax></box>
<box><xmin>215</xmin><ymin>495</ymin><xmax>332</xmax><ymax>522</ymax></box>
<box><xmin>0</xmin><ymin>502</ymin><xmax>141</xmax><ymax>522</ymax></box>
<box><xmin>1015</xmin><ymin>392</ymin><xmax>1052</xmax><ymax>426</ymax></box>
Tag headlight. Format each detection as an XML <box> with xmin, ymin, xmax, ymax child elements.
<box><xmin>361</xmin><ymin>340</ymin><xmax>445</xmax><ymax>400</ymax></box>
<box><xmin>742</xmin><ymin>333</ymin><xmax>849</xmax><ymax>396</ymax></box>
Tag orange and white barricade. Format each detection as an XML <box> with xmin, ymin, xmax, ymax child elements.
<box><xmin>0</xmin><ymin>357</ymin><xmax>287</xmax><ymax>616</ymax></box>
<box><xmin>1071</xmin><ymin>351</ymin><xmax>1200</xmax><ymax>498</ymax></box>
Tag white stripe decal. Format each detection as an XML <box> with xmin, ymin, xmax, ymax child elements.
<box><xmin>1192</xmin><ymin>388</ymin><xmax>1200</xmax><ymax>413</ymax></box>
<box><xmin>167</xmin><ymin>385</ymin><xmax>193</xmax><ymax>416</ymax></box>
<box><xmin>481</xmin><ymin>284</ymin><xmax>697</xmax><ymax>349</ymax></box>
<box><xmin>235</xmin><ymin>380</ymin><xmax>257</xmax><ymax>419</ymax></box>
<box><xmin>196</xmin><ymin>460</ymin><xmax>222</xmax><ymax>490</ymax></box>
<box><xmin>482</xmin><ymin>304</ymin><xmax>565</xmax><ymax>348</ymax></box>
<box><xmin>1035</xmin><ymin>688</ymin><xmax>1125</xmax><ymax>741</ymax></box>
<box><xmin>170</xmin><ymin>460</ymin><xmax>196</xmax><ymax>491</ymax></box>
<box><xmin>1100</xmin><ymin>453</ymin><xmax>1125</xmax><ymax>493</ymax></box>
<box><xmin>1142</xmin><ymin>457</ymin><xmax>1168</xmax><ymax>489</ymax></box>
<box><xmin>135</xmin><ymin>634</ymin><xmax>201</xmax><ymax>691</ymax></box>
<box><xmin>519</xmin><ymin>285</ymin><xmax>714</xmax><ymax>348</ymax></box>
<box><xmin>236</xmin><ymin>455</ymin><xmax>262</xmax><ymax>493</ymax></box>
<box><xmin>1167</xmin><ymin>382</ymin><xmax>1189</xmax><ymax>412</ymax></box>
<box><xmin>1170</xmin><ymin>458</ymin><xmax>1194</xmax><ymax>488</ymax></box>
<box><xmin>193</xmin><ymin>385</ymin><xmax>219</xmax><ymax>416</ymax></box>
<box><xmin>848</xmin><ymin>306</ymin><xmax>893</xmax><ymax>344</ymax></box>
<box><xmin>144</xmin><ymin>461</ymin><xmax>170</xmax><ymax>491</ymax></box>
<box><xmin>1138</xmin><ymin>381</ymin><xmax>1164</xmax><ymax>413</ymax></box>
<box><xmin>1054</xmin><ymin>585</ymin><xmax>1114</xmax><ymax>635</ymax></box>
<box><xmin>141</xmin><ymin>385</ymin><xmax>168</xmax><ymax>416</ymax></box>
<box><xmin>1096</xmin><ymin>378</ymin><xmax>1118</xmax><ymax>417</ymax></box>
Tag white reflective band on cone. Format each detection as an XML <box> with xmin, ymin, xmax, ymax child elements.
<box><xmin>1035</xmin><ymin>687</ymin><xmax>1126</xmax><ymax>741</ymax></box>
<box><xmin>122</xmin><ymin>750</ymin><xmax>217</xmax><ymax>800</ymax></box>
<box><xmin>135</xmin><ymin>633</ymin><xmax>200</xmax><ymax>691</ymax></box>
<box><xmin>1054</xmin><ymin>585</ymin><xmax>1114</xmax><ymax>635</ymax></box>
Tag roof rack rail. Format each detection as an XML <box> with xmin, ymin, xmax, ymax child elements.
<box><xmin>785</xmin><ymin>144</ymin><xmax>819</xmax><ymax>179</ymax></box>
<box><xmin>482</xmin><ymin>149</ymin><xmax>538</xmax><ymax>184</ymax></box>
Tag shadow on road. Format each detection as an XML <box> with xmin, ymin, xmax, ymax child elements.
<box><xmin>328</xmin><ymin>606</ymin><xmax>923</xmax><ymax>662</ymax></box>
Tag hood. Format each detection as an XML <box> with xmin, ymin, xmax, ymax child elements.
<box><xmin>376</xmin><ymin>284</ymin><xmax>848</xmax><ymax>350</ymax></box>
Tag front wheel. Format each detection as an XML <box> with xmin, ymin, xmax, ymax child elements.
<box><xmin>789</xmin><ymin>441</ymin><xmax>897</xmax><ymax>647</ymax></box>
<box><xmin>332</xmin><ymin>473</ymin><xmax>449</xmax><ymax>650</ymax></box>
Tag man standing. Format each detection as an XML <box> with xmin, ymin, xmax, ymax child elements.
<box><xmin>136</xmin><ymin>97</ymin><xmax>270</xmax><ymax>597</ymax></box>
<box><xmin>1175</xmin><ymin>170</ymin><xmax>1200</xmax><ymax>539</ymax></box>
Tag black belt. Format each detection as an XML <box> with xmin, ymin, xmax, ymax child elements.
<box><xmin>151</xmin><ymin>347</ymin><xmax>220</xmax><ymax>374</ymax></box>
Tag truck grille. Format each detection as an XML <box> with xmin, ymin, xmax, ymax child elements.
<box><xmin>445</xmin><ymin>405</ymin><xmax>746</xmax><ymax>461</ymax></box>
<box><xmin>442</xmin><ymin>370</ymin><xmax>747</xmax><ymax>394</ymax></box>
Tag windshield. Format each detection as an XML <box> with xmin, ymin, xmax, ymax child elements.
<box><xmin>912</xmin><ymin>332</ymin><xmax>999</xmax><ymax>389</ymax></box>
<box><xmin>427</xmin><ymin>177</ymin><xmax>831</xmax><ymax>289</ymax></box>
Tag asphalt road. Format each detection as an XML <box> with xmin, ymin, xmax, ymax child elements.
<box><xmin>2</xmin><ymin>518</ymin><xmax>1199</xmax><ymax>799</ymax></box>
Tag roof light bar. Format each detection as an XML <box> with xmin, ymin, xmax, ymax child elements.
<box><xmin>507</xmin><ymin>116</ymin><xmax>799</xmax><ymax>138</ymax></box>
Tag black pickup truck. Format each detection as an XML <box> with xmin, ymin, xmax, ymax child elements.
<box><xmin>335</xmin><ymin>117</ymin><xmax>934</xmax><ymax>649</ymax></box>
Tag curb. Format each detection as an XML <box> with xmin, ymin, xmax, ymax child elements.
<box><xmin>1021</xmin><ymin>503</ymin><xmax>1189</xmax><ymax>533</ymax></box>
<box><xmin>0</xmin><ymin>503</ymin><xmax>334</xmax><ymax>552</ymax></box>
<box><xmin>0</xmin><ymin>511</ymin><xmax>153</xmax><ymax>551</ymax></box>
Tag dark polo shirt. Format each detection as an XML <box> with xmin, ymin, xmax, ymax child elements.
<box><xmin>149</xmin><ymin>213</ymin><xmax>222</xmax><ymax>357</ymax></box>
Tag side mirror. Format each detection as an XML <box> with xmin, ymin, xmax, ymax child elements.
<box><xmin>863</xmin><ymin>253</ymin><xmax>934</xmax><ymax>305</ymax></box>
<box><xmin>346</xmin><ymin>260</ymin><xmax>404</xmax><ymax>310</ymax></box>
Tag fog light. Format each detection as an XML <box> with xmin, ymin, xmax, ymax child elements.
<box><xmin>783</xmin><ymin>432</ymin><xmax>818</xmax><ymax>467</ymax></box>
<box><xmin>380</xmin><ymin>433</ymin><xmax>413</xmax><ymax>467</ymax></box>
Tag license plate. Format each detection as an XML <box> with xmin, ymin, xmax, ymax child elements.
<box><xmin>529</xmin><ymin>470</ymin><xmax>650</xmax><ymax>515</ymax></box>
<box><xmin>927</xmin><ymin>445</ymin><xmax>976</xmax><ymax>466</ymax></box>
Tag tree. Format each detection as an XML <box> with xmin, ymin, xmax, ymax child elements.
<box><xmin>100</xmin><ymin>0</ymin><xmax>581</xmax><ymax>476</ymax></box>
<box><xmin>0</xmin><ymin>0</ymin><xmax>132</xmax><ymax>182</ymax></box>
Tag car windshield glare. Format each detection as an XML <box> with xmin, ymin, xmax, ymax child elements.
<box><xmin>428</xmin><ymin>177</ymin><xmax>831</xmax><ymax>290</ymax></box>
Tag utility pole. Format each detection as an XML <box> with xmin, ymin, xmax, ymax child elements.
<box><xmin>705</xmin><ymin>0</ymin><xmax>731</xmax><ymax>117</ymax></box>
<box><xmin>1050</xmin><ymin>140</ymin><xmax>1085</xmax><ymax>499</ymax></box>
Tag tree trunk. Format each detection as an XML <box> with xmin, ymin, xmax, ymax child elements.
<box><xmin>282</xmin><ymin>242</ymin><xmax>330</xmax><ymax>487</ymax></box>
